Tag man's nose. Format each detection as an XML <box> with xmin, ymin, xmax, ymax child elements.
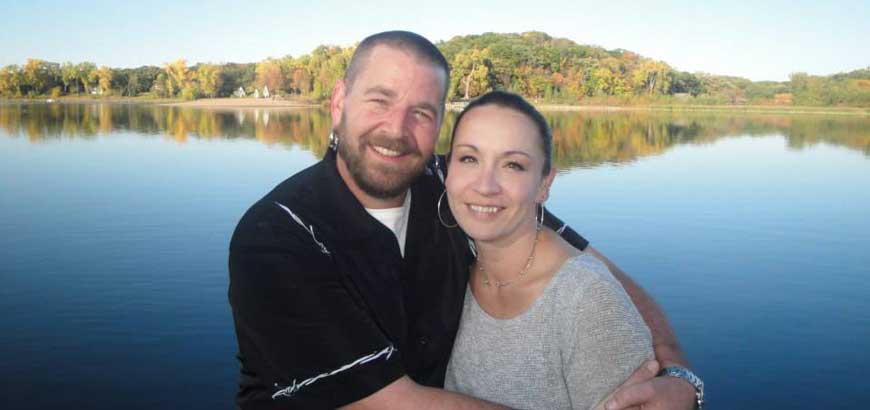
<box><xmin>382</xmin><ymin>107</ymin><xmax>410</xmax><ymax>138</ymax></box>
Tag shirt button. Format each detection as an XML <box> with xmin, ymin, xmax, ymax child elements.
<box><xmin>418</xmin><ymin>336</ymin><xmax>428</xmax><ymax>346</ymax></box>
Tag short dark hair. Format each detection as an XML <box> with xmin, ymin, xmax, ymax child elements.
<box><xmin>449</xmin><ymin>91</ymin><xmax>553</xmax><ymax>175</ymax></box>
<box><xmin>344</xmin><ymin>31</ymin><xmax>451</xmax><ymax>102</ymax></box>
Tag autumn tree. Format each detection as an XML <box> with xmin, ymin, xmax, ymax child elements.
<box><xmin>96</xmin><ymin>66</ymin><xmax>113</xmax><ymax>95</ymax></box>
<box><xmin>255</xmin><ymin>59</ymin><xmax>285</xmax><ymax>93</ymax></box>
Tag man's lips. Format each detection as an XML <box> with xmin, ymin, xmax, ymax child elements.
<box><xmin>370</xmin><ymin>144</ymin><xmax>402</xmax><ymax>157</ymax></box>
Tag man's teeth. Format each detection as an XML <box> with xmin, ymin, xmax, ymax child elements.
<box><xmin>469</xmin><ymin>205</ymin><xmax>500</xmax><ymax>214</ymax></box>
<box><xmin>372</xmin><ymin>145</ymin><xmax>401</xmax><ymax>157</ymax></box>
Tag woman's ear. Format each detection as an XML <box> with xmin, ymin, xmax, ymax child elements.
<box><xmin>537</xmin><ymin>167</ymin><xmax>557</xmax><ymax>203</ymax></box>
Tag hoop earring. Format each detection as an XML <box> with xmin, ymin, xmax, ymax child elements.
<box><xmin>536</xmin><ymin>203</ymin><xmax>545</xmax><ymax>230</ymax></box>
<box><xmin>328</xmin><ymin>131</ymin><xmax>340</xmax><ymax>151</ymax></box>
<box><xmin>437</xmin><ymin>190</ymin><xmax>458</xmax><ymax>228</ymax></box>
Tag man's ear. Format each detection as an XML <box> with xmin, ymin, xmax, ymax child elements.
<box><xmin>537</xmin><ymin>167</ymin><xmax>557</xmax><ymax>203</ymax></box>
<box><xmin>330</xmin><ymin>79</ymin><xmax>346</xmax><ymax>126</ymax></box>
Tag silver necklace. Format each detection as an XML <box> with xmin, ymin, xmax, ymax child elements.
<box><xmin>478</xmin><ymin>225</ymin><xmax>541</xmax><ymax>288</ymax></box>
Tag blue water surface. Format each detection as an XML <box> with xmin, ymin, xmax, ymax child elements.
<box><xmin>1</xmin><ymin>106</ymin><xmax>868</xmax><ymax>409</ymax></box>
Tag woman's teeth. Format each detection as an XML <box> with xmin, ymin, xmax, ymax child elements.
<box><xmin>469</xmin><ymin>204</ymin><xmax>500</xmax><ymax>214</ymax></box>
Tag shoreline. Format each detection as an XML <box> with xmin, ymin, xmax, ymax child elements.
<box><xmin>2</xmin><ymin>97</ymin><xmax>867</xmax><ymax>116</ymax></box>
<box><xmin>161</xmin><ymin>97</ymin><xmax>321</xmax><ymax>109</ymax></box>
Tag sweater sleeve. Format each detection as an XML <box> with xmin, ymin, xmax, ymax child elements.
<box><xmin>563</xmin><ymin>256</ymin><xmax>654</xmax><ymax>410</ymax></box>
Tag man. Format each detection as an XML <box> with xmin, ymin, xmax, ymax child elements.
<box><xmin>229</xmin><ymin>31</ymin><xmax>702</xmax><ymax>409</ymax></box>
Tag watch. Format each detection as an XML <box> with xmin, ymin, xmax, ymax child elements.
<box><xmin>658</xmin><ymin>366</ymin><xmax>705</xmax><ymax>410</ymax></box>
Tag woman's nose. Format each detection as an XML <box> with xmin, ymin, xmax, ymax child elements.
<box><xmin>472</xmin><ymin>167</ymin><xmax>501</xmax><ymax>196</ymax></box>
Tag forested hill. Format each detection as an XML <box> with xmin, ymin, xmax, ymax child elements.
<box><xmin>2</xmin><ymin>31</ymin><xmax>868</xmax><ymax>107</ymax></box>
<box><xmin>438</xmin><ymin>32</ymin><xmax>870</xmax><ymax>106</ymax></box>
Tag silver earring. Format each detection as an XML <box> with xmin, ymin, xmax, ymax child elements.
<box><xmin>537</xmin><ymin>203</ymin><xmax>545</xmax><ymax>230</ymax></box>
<box><xmin>328</xmin><ymin>131</ymin><xmax>340</xmax><ymax>150</ymax></box>
<box><xmin>437</xmin><ymin>190</ymin><xmax>458</xmax><ymax>228</ymax></box>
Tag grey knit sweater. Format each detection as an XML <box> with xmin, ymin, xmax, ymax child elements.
<box><xmin>444</xmin><ymin>253</ymin><xmax>653</xmax><ymax>410</ymax></box>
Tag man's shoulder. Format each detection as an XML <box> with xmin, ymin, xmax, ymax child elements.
<box><xmin>230</xmin><ymin>160</ymin><xmax>327</xmax><ymax>251</ymax></box>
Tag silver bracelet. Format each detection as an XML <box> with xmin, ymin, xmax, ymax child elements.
<box><xmin>658</xmin><ymin>366</ymin><xmax>704</xmax><ymax>410</ymax></box>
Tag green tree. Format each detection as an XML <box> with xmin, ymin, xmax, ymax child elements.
<box><xmin>633</xmin><ymin>60</ymin><xmax>672</xmax><ymax>95</ymax></box>
<box><xmin>196</xmin><ymin>63</ymin><xmax>223</xmax><ymax>98</ymax></box>
<box><xmin>23</xmin><ymin>59</ymin><xmax>48</xmax><ymax>95</ymax></box>
<box><xmin>0</xmin><ymin>65</ymin><xmax>24</xmax><ymax>96</ymax></box>
<box><xmin>61</xmin><ymin>62</ymin><xmax>79</xmax><ymax>94</ymax></box>
<box><xmin>451</xmin><ymin>48</ymin><xmax>495</xmax><ymax>100</ymax></box>
<box><xmin>76</xmin><ymin>62</ymin><xmax>96</xmax><ymax>94</ymax></box>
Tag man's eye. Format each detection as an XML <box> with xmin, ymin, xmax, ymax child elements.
<box><xmin>414</xmin><ymin>110</ymin><xmax>432</xmax><ymax>121</ymax></box>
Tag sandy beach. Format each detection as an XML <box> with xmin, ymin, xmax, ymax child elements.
<box><xmin>163</xmin><ymin>97</ymin><xmax>321</xmax><ymax>109</ymax></box>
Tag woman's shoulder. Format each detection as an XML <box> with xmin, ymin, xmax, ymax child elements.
<box><xmin>551</xmin><ymin>252</ymin><xmax>623</xmax><ymax>298</ymax></box>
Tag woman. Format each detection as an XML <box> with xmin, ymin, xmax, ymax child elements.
<box><xmin>442</xmin><ymin>91</ymin><xmax>653</xmax><ymax>410</ymax></box>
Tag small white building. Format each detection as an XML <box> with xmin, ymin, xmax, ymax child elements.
<box><xmin>234</xmin><ymin>87</ymin><xmax>246</xmax><ymax>98</ymax></box>
<box><xmin>263</xmin><ymin>86</ymin><xmax>270</xmax><ymax>98</ymax></box>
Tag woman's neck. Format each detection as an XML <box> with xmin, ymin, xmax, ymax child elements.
<box><xmin>473</xmin><ymin>226</ymin><xmax>542</xmax><ymax>288</ymax></box>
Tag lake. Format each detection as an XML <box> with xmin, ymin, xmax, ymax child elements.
<box><xmin>1</xmin><ymin>103</ymin><xmax>868</xmax><ymax>409</ymax></box>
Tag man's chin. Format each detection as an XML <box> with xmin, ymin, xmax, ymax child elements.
<box><xmin>355</xmin><ymin>169</ymin><xmax>418</xmax><ymax>199</ymax></box>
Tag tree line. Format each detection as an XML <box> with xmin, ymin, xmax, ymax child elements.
<box><xmin>1</xmin><ymin>32</ymin><xmax>868</xmax><ymax>107</ymax></box>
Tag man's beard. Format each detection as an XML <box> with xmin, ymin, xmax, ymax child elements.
<box><xmin>336</xmin><ymin>123</ymin><xmax>426</xmax><ymax>200</ymax></box>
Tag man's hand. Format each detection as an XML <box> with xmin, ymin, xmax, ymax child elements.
<box><xmin>604</xmin><ymin>360</ymin><xmax>697</xmax><ymax>410</ymax></box>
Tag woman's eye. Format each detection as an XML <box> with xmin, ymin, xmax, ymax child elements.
<box><xmin>506</xmin><ymin>162</ymin><xmax>526</xmax><ymax>171</ymax></box>
<box><xmin>458</xmin><ymin>155</ymin><xmax>477</xmax><ymax>164</ymax></box>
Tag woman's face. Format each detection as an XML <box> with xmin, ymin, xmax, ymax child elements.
<box><xmin>446</xmin><ymin>105</ymin><xmax>555</xmax><ymax>246</ymax></box>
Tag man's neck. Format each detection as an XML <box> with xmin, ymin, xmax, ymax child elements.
<box><xmin>335</xmin><ymin>153</ymin><xmax>407</xmax><ymax>209</ymax></box>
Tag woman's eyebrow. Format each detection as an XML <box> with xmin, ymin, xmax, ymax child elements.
<box><xmin>452</xmin><ymin>143</ymin><xmax>479</xmax><ymax>151</ymax></box>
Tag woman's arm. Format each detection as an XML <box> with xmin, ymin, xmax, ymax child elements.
<box><xmin>563</xmin><ymin>256</ymin><xmax>654</xmax><ymax>410</ymax></box>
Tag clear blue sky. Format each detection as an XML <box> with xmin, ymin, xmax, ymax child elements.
<box><xmin>1</xmin><ymin>0</ymin><xmax>867</xmax><ymax>81</ymax></box>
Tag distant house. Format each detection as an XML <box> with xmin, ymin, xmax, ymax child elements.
<box><xmin>234</xmin><ymin>87</ymin><xmax>246</xmax><ymax>98</ymax></box>
<box><xmin>254</xmin><ymin>89</ymin><xmax>260</xmax><ymax>99</ymax></box>
<box><xmin>263</xmin><ymin>86</ymin><xmax>270</xmax><ymax>98</ymax></box>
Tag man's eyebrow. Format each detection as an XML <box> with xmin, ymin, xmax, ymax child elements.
<box><xmin>363</xmin><ymin>86</ymin><xmax>396</xmax><ymax>98</ymax></box>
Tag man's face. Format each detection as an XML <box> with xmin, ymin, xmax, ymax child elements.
<box><xmin>331</xmin><ymin>45</ymin><xmax>446</xmax><ymax>201</ymax></box>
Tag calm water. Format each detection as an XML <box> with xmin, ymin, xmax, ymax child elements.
<box><xmin>1</xmin><ymin>103</ymin><xmax>868</xmax><ymax>409</ymax></box>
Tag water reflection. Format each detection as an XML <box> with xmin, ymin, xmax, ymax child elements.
<box><xmin>1</xmin><ymin>103</ymin><xmax>868</xmax><ymax>169</ymax></box>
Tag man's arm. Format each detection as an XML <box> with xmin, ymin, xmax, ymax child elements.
<box><xmin>584</xmin><ymin>246</ymin><xmax>698</xmax><ymax>410</ymax></box>
<box><xmin>342</xmin><ymin>376</ymin><xmax>510</xmax><ymax>410</ymax></box>
<box><xmin>584</xmin><ymin>246</ymin><xmax>686</xmax><ymax>367</ymax></box>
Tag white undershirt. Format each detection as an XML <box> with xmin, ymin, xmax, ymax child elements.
<box><xmin>365</xmin><ymin>190</ymin><xmax>412</xmax><ymax>257</ymax></box>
